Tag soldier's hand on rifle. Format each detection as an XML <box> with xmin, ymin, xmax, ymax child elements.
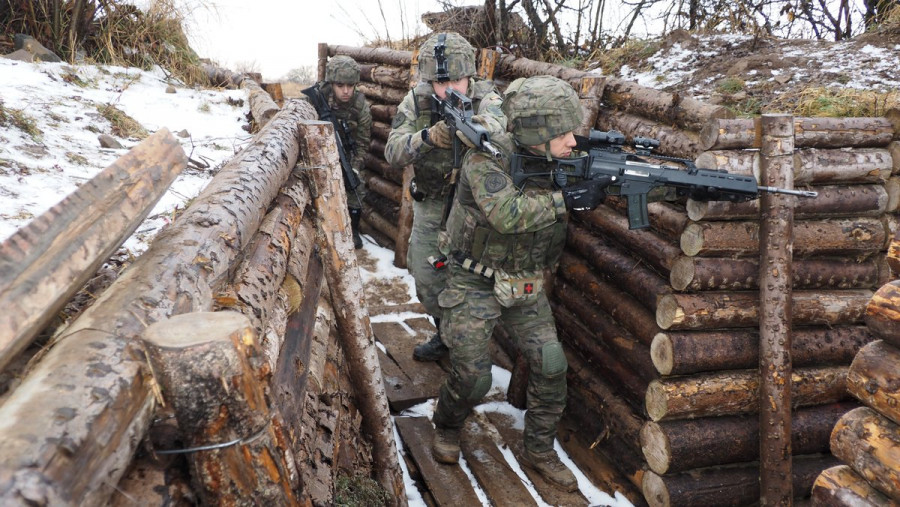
<box><xmin>425</xmin><ymin>121</ymin><xmax>453</xmax><ymax>149</ymax></box>
<box><xmin>561</xmin><ymin>177</ymin><xmax>610</xmax><ymax>211</ymax></box>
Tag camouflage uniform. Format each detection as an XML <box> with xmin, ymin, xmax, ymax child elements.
<box><xmin>384</xmin><ymin>33</ymin><xmax>506</xmax><ymax>322</ymax></box>
<box><xmin>433</xmin><ymin>76</ymin><xmax>589</xmax><ymax>466</ymax></box>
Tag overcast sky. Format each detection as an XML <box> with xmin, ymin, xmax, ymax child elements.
<box><xmin>177</xmin><ymin>0</ymin><xmax>446</xmax><ymax>80</ymax></box>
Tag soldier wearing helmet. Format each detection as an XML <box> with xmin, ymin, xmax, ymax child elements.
<box><xmin>308</xmin><ymin>54</ymin><xmax>372</xmax><ymax>248</ymax></box>
<box><xmin>385</xmin><ymin>32</ymin><xmax>507</xmax><ymax>362</ymax></box>
<box><xmin>429</xmin><ymin>75</ymin><xmax>609</xmax><ymax>492</ymax></box>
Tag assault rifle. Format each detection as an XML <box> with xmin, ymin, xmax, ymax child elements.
<box><xmin>301</xmin><ymin>84</ymin><xmax>360</xmax><ymax>190</ymax></box>
<box><xmin>431</xmin><ymin>88</ymin><xmax>502</xmax><ymax>167</ymax></box>
<box><xmin>510</xmin><ymin>129</ymin><xmax>817</xmax><ymax>230</ymax></box>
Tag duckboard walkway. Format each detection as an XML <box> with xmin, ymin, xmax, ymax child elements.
<box><xmin>373</xmin><ymin>310</ymin><xmax>641</xmax><ymax>506</ymax></box>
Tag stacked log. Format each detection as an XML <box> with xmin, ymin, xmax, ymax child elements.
<box><xmin>811</xmin><ymin>280</ymin><xmax>900</xmax><ymax>504</ymax></box>
<box><xmin>552</xmin><ymin>111</ymin><xmax>898</xmax><ymax>505</ymax></box>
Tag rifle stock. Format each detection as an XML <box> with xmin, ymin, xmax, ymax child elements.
<box><xmin>430</xmin><ymin>88</ymin><xmax>501</xmax><ymax>167</ymax></box>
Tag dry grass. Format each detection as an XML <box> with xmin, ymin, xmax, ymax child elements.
<box><xmin>97</xmin><ymin>104</ymin><xmax>148</xmax><ymax>139</ymax></box>
<box><xmin>594</xmin><ymin>39</ymin><xmax>661</xmax><ymax>75</ymax></box>
<box><xmin>0</xmin><ymin>100</ymin><xmax>43</xmax><ymax>140</ymax></box>
<box><xmin>769</xmin><ymin>87</ymin><xmax>900</xmax><ymax>117</ymax></box>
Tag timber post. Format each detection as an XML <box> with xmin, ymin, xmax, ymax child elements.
<box><xmin>317</xmin><ymin>42</ymin><xmax>328</xmax><ymax>83</ymax></box>
<box><xmin>394</xmin><ymin>165</ymin><xmax>415</xmax><ymax>268</ymax></box>
<box><xmin>141</xmin><ymin>311</ymin><xmax>298</xmax><ymax>504</ymax></box>
<box><xmin>758</xmin><ymin>113</ymin><xmax>795</xmax><ymax>504</ymax></box>
<box><xmin>298</xmin><ymin>120</ymin><xmax>407</xmax><ymax>504</ymax></box>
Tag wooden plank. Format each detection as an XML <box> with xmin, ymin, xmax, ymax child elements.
<box><xmin>373</xmin><ymin>321</ymin><xmax>445</xmax><ymax>411</ymax></box>
<box><xmin>486</xmin><ymin>412</ymin><xmax>589</xmax><ymax>506</ymax></box>
<box><xmin>461</xmin><ymin>417</ymin><xmax>538</xmax><ymax>506</ymax></box>
<box><xmin>394</xmin><ymin>417</ymin><xmax>481</xmax><ymax>506</ymax></box>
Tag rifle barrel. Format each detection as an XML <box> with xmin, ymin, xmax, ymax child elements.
<box><xmin>482</xmin><ymin>141</ymin><xmax>502</xmax><ymax>159</ymax></box>
<box><xmin>759</xmin><ymin>186</ymin><xmax>818</xmax><ymax>197</ymax></box>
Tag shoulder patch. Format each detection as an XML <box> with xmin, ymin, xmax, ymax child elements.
<box><xmin>391</xmin><ymin>112</ymin><xmax>407</xmax><ymax>129</ymax></box>
<box><xmin>484</xmin><ymin>173</ymin><xmax>508</xmax><ymax>193</ymax></box>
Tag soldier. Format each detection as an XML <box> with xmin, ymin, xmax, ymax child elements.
<box><xmin>305</xmin><ymin>55</ymin><xmax>372</xmax><ymax>249</ymax></box>
<box><xmin>385</xmin><ymin>32</ymin><xmax>506</xmax><ymax>361</ymax></box>
<box><xmin>430</xmin><ymin>75</ymin><xmax>610</xmax><ymax>492</ymax></box>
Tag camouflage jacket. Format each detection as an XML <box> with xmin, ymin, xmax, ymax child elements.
<box><xmin>384</xmin><ymin>78</ymin><xmax>506</xmax><ymax>199</ymax></box>
<box><xmin>310</xmin><ymin>82</ymin><xmax>372</xmax><ymax>173</ymax></box>
<box><xmin>442</xmin><ymin>132</ymin><xmax>569</xmax><ymax>274</ymax></box>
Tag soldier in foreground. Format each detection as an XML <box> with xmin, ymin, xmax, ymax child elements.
<box><xmin>384</xmin><ymin>32</ymin><xmax>506</xmax><ymax>360</ymax></box>
<box><xmin>303</xmin><ymin>55</ymin><xmax>371</xmax><ymax>248</ymax></box>
<box><xmin>430</xmin><ymin>76</ymin><xmax>610</xmax><ymax>492</ymax></box>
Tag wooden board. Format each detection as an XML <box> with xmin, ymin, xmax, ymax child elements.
<box><xmin>461</xmin><ymin>417</ymin><xmax>538</xmax><ymax>506</ymax></box>
<box><xmin>373</xmin><ymin>320</ymin><xmax>445</xmax><ymax>411</ymax></box>
<box><xmin>486</xmin><ymin>412</ymin><xmax>589</xmax><ymax>506</ymax></box>
<box><xmin>394</xmin><ymin>416</ymin><xmax>482</xmax><ymax>506</ymax></box>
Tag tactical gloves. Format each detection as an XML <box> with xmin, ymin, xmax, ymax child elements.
<box><xmin>561</xmin><ymin>178</ymin><xmax>609</xmax><ymax>211</ymax></box>
<box><xmin>424</xmin><ymin>120</ymin><xmax>452</xmax><ymax>149</ymax></box>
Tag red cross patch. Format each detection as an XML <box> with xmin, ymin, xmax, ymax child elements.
<box><xmin>524</xmin><ymin>283</ymin><xmax>534</xmax><ymax>294</ymax></box>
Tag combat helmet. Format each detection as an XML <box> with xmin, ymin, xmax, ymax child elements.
<box><xmin>325</xmin><ymin>55</ymin><xmax>360</xmax><ymax>84</ymax></box>
<box><xmin>418</xmin><ymin>32</ymin><xmax>476</xmax><ymax>82</ymax></box>
<box><xmin>502</xmin><ymin>76</ymin><xmax>583</xmax><ymax>148</ymax></box>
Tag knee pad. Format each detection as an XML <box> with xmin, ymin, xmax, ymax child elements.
<box><xmin>468</xmin><ymin>374</ymin><xmax>493</xmax><ymax>402</ymax></box>
<box><xmin>541</xmin><ymin>342</ymin><xmax>567</xmax><ymax>378</ymax></box>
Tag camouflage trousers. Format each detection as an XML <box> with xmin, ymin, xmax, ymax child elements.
<box><xmin>406</xmin><ymin>198</ymin><xmax>447</xmax><ymax>319</ymax></box>
<box><xmin>346</xmin><ymin>168</ymin><xmax>364</xmax><ymax>210</ymax></box>
<box><xmin>432</xmin><ymin>266</ymin><xmax>567</xmax><ymax>454</ymax></box>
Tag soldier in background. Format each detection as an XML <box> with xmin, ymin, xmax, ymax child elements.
<box><xmin>306</xmin><ymin>55</ymin><xmax>371</xmax><ymax>248</ymax></box>
<box><xmin>384</xmin><ymin>32</ymin><xmax>506</xmax><ymax>361</ymax></box>
<box><xmin>430</xmin><ymin>75</ymin><xmax>611</xmax><ymax>492</ymax></box>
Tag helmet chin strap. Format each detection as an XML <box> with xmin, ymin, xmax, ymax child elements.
<box><xmin>544</xmin><ymin>141</ymin><xmax>553</xmax><ymax>161</ymax></box>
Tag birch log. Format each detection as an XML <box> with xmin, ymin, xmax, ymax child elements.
<box><xmin>830</xmin><ymin>406</ymin><xmax>900</xmax><ymax>501</ymax></box>
<box><xmin>864</xmin><ymin>280</ymin><xmax>900</xmax><ymax>349</ymax></box>
<box><xmin>846</xmin><ymin>340</ymin><xmax>900</xmax><ymax>426</ymax></box>
<box><xmin>0</xmin><ymin>129</ymin><xmax>185</xmax><ymax>372</ymax></box>
<box><xmin>811</xmin><ymin>465</ymin><xmax>895</xmax><ymax>506</ymax></box>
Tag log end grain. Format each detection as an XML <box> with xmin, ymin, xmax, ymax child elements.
<box><xmin>886</xmin><ymin>108</ymin><xmax>900</xmax><ymax>140</ymax></box>
<box><xmin>685</xmin><ymin>200</ymin><xmax>708</xmax><ymax>222</ymax></box>
<box><xmin>655</xmin><ymin>294</ymin><xmax>683</xmax><ymax>331</ymax></box>
<box><xmin>645</xmin><ymin>380</ymin><xmax>669</xmax><ymax>422</ymax></box>
<box><xmin>641</xmin><ymin>470</ymin><xmax>670</xmax><ymax>507</ymax></box>
<box><xmin>886</xmin><ymin>177</ymin><xmax>900</xmax><ymax>213</ymax></box>
<box><xmin>650</xmin><ymin>333</ymin><xmax>674</xmax><ymax>376</ymax></box>
<box><xmin>640</xmin><ymin>421</ymin><xmax>672</xmax><ymax>475</ymax></box>
<box><xmin>143</xmin><ymin>311</ymin><xmax>250</xmax><ymax>348</ymax></box>
<box><xmin>669</xmin><ymin>256</ymin><xmax>695</xmax><ymax>292</ymax></box>
<box><xmin>679</xmin><ymin>223</ymin><xmax>704</xmax><ymax>257</ymax></box>
<box><xmin>699</xmin><ymin>120</ymin><xmax>721</xmax><ymax>153</ymax></box>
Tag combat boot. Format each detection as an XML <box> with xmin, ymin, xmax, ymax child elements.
<box><xmin>432</xmin><ymin>426</ymin><xmax>460</xmax><ymax>464</ymax></box>
<box><xmin>413</xmin><ymin>321</ymin><xmax>448</xmax><ymax>361</ymax></box>
<box><xmin>520</xmin><ymin>448</ymin><xmax>578</xmax><ymax>492</ymax></box>
<box><xmin>348</xmin><ymin>207</ymin><xmax>363</xmax><ymax>249</ymax></box>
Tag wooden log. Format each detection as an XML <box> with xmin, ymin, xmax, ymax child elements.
<box><xmin>202</xmin><ymin>63</ymin><xmax>245</xmax><ymax>88</ymax></box>
<box><xmin>830</xmin><ymin>406</ymin><xmax>900</xmax><ymax>501</ymax></box>
<box><xmin>372</xmin><ymin>120</ymin><xmax>393</xmax><ymax>143</ymax></box>
<box><xmin>370</xmin><ymin>138</ymin><xmax>386</xmax><ymax>157</ymax></box>
<box><xmin>0</xmin><ymin>130</ymin><xmax>185</xmax><ymax>372</ymax></box>
<box><xmin>642</xmin><ymin>455</ymin><xmax>840</xmax><ymax>507</ymax></box>
<box><xmin>362</xmin><ymin>204</ymin><xmax>399</xmax><ymax>245</ymax></box>
<box><xmin>365</xmin><ymin>192</ymin><xmax>400</xmax><ymax>224</ymax></box>
<box><xmin>889</xmin><ymin>140</ymin><xmax>900</xmax><ymax>172</ymax></box>
<box><xmin>888</xmin><ymin>176</ymin><xmax>900</xmax><ymax>211</ymax></box>
<box><xmin>364</xmin><ymin>152</ymin><xmax>404</xmax><ymax>185</ymax></box>
<box><xmin>231</xmin><ymin>175</ymin><xmax>311</xmax><ymax>338</ymax></box>
<box><xmin>316</xmin><ymin>43</ymin><xmax>327</xmax><ymax>82</ymax></box>
<box><xmin>242</xmin><ymin>78</ymin><xmax>280</xmax><ymax>126</ymax></box>
<box><xmin>695</xmin><ymin>149</ymin><xmax>759</xmax><ymax>178</ymax></box>
<box><xmin>603</xmin><ymin>77</ymin><xmax>734</xmax><ymax>131</ymax></box>
<box><xmin>680</xmin><ymin>217</ymin><xmax>887</xmax><ymax>258</ymax></box>
<box><xmin>359</xmin><ymin>220</ymin><xmax>394</xmax><ymax>250</ymax></box>
<box><xmin>811</xmin><ymin>465</ymin><xmax>895</xmax><ymax>506</ymax></box>
<box><xmin>596</xmin><ymin>108</ymin><xmax>703</xmax><ymax>158</ymax></box>
<box><xmin>359</xmin><ymin>63</ymin><xmax>410</xmax><ymax>89</ymax></box>
<box><xmin>847</xmin><ymin>340</ymin><xmax>900</xmax><ymax>426</ymax></box>
<box><xmin>656</xmin><ymin>290</ymin><xmax>872</xmax><ymax>330</ymax></box>
<box><xmin>888</xmin><ymin>108</ymin><xmax>900</xmax><ymax>139</ymax></box>
<box><xmin>0</xmin><ymin>100</ymin><xmax>315</xmax><ymax>506</ymax></box>
<box><xmin>695</xmin><ymin>148</ymin><xmax>893</xmax><ymax>185</ymax></box>
<box><xmin>701</xmin><ymin>117</ymin><xmax>896</xmax><ymax>151</ymax></box>
<box><xmin>687</xmin><ymin>184</ymin><xmax>890</xmax><ymax>221</ymax></box>
<box><xmin>557</xmin><ymin>251</ymin><xmax>661</xmax><ymax>346</ymax></box>
<box><xmin>356</xmin><ymin>82</ymin><xmax>408</xmax><ymax>105</ymax></box>
<box><xmin>864</xmin><ymin>280</ymin><xmax>900</xmax><ymax>349</ymax></box>
<box><xmin>361</xmin><ymin>170</ymin><xmax>402</xmax><ymax>204</ymax></box>
<box><xmin>328</xmin><ymin>45</ymin><xmax>413</xmax><ymax>67</ymax></box>
<box><xmin>141</xmin><ymin>312</ymin><xmax>297</xmax><ymax>504</ymax></box>
<box><xmin>300</xmin><ymin>120</ymin><xmax>405</xmax><ymax>501</ymax></box>
<box><xmin>670</xmin><ymin>255</ymin><xmax>889</xmax><ymax>291</ymax></box>
<box><xmin>641</xmin><ymin>401</ymin><xmax>856</xmax><ymax>474</ymax></box>
<box><xmin>555</xmin><ymin>303</ymin><xmax>649</xmax><ymax>409</ymax></box>
<box><xmin>605</xmin><ymin>197</ymin><xmax>690</xmax><ymax>240</ymax></box>
<box><xmin>575</xmin><ymin>204</ymin><xmax>681</xmax><ymax>274</ymax></box>
<box><xmin>566</xmin><ymin>222</ymin><xmax>670</xmax><ymax>309</ymax></box>
<box><xmin>370</xmin><ymin>104</ymin><xmax>398</xmax><ymax>124</ymax></box>
<box><xmin>555</xmin><ymin>280</ymin><xmax>658</xmax><ymax>383</ymax></box>
<box><xmin>477</xmin><ymin>48</ymin><xmax>500</xmax><ymax>81</ymax></box>
<box><xmin>394</xmin><ymin>165</ymin><xmax>414</xmax><ymax>269</ymax></box>
<box><xmin>758</xmin><ymin>113</ymin><xmax>795</xmax><ymax>504</ymax></box>
<box><xmin>494</xmin><ymin>53</ymin><xmax>590</xmax><ymax>88</ymax></box>
<box><xmin>577</xmin><ymin>76</ymin><xmax>604</xmax><ymax>136</ymax></box>
<box><xmin>645</xmin><ymin>365</ymin><xmax>849</xmax><ymax>421</ymax></box>
<box><xmin>651</xmin><ymin>326</ymin><xmax>873</xmax><ymax>376</ymax></box>
<box><xmin>889</xmin><ymin>228</ymin><xmax>900</xmax><ymax>278</ymax></box>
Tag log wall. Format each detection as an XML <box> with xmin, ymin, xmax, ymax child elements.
<box><xmin>325</xmin><ymin>43</ymin><xmax>900</xmax><ymax>506</ymax></box>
